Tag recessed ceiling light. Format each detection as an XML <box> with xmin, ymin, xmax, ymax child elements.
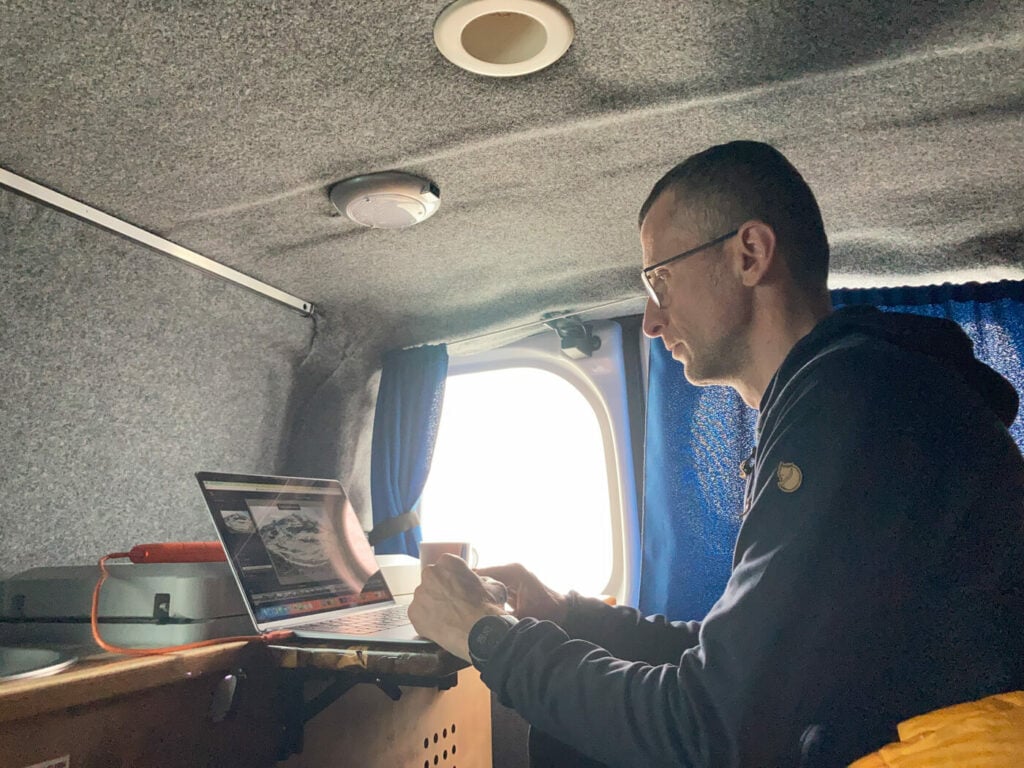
<box><xmin>434</xmin><ymin>0</ymin><xmax>575</xmax><ymax>78</ymax></box>
<box><xmin>329</xmin><ymin>172</ymin><xmax>441</xmax><ymax>229</ymax></box>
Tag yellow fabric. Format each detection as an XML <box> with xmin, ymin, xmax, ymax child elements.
<box><xmin>849</xmin><ymin>691</ymin><xmax>1024</xmax><ymax>767</ymax></box>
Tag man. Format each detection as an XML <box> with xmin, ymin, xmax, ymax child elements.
<box><xmin>408</xmin><ymin>141</ymin><xmax>1024</xmax><ymax>767</ymax></box>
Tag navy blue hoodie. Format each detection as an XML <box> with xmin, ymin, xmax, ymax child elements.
<box><xmin>480</xmin><ymin>307</ymin><xmax>1024</xmax><ymax>767</ymax></box>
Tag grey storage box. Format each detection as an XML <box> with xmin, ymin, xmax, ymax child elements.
<box><xmin>0</xmin><ymin>562</ymin><xmax>255</xmax><ymax>649</ymax></box>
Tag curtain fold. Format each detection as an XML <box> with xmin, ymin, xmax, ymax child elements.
<box><xmin>369</xmin><ymin>344</ymin><xmax>449</xmax><ymax>556</ymax></box>
<box><xmin>640</xmin><ymin>345</ymin><xmax>755</xmax><ymax>618</ymax></box>
<box><xmin>640</xmin><ymin>280</ymin><xmax>1024</xmax><ymax>618</ymax></box>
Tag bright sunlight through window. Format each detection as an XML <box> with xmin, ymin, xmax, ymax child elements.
<box><xmin>420</xmin><ymin>366</ymin><xmax>613</xmax><ymax>595</ymax></box>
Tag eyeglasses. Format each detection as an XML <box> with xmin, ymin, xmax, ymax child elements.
<box><xmin>641</xmin><ymin>229</ymin><xmax>738</xmax><ymax>307</ymax></box>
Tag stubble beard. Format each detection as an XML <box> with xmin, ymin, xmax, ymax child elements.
<box><xmin>681</xmin><ymin>324</ymin><xmax>750</xmax><ymax>388</ymax></box>
<box><xmin>681</xmin><ymin>259</ymin><xmax>751</xmax><ymax>387</ymax></box>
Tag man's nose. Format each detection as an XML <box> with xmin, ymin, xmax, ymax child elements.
<box><xmin>642</xmin><ymin>298</ymin><xmax>665</xmax><ymax>339</ymax></box>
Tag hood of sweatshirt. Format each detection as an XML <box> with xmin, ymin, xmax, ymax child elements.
<box><xmin>765</xmin><ymin>305</ymin><xmax>1019</xmax><ymax>427</ymax></box>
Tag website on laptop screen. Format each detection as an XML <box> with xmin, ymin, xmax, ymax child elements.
<box><xmin>201</xmin><ymin>476</ymin><xmax>391</xmax><ymax>624</ymax></box>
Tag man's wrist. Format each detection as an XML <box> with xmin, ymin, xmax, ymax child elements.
<box><xmin>467</xmin><ymin>613</ymin><xmax>519</xmax><ymax>670</ymax></box>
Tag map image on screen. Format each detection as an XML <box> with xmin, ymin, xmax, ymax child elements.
<box><xmin>223</xmin><ymin>510</ymin><xmax>256</xmax><ymax>534</ymax></box>
<box><xmin>246</xmin><ymin>500</ymin><xmax>336</xmax><ymax>586</ymax></box>
<box><xmin>200</xmin><ymin>474</ymin><xmax>390</xmax><ymax>623</ymax></box>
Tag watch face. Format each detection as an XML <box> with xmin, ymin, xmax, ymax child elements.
<box><xmin>469</xmin><ymin>614</ymin><xmax>516</xmax><ymax>666</ymax></box>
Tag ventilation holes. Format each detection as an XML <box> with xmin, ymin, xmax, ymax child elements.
<box><xmin>422</xmin><ymin>722</ymin><xmax>459</xmax><ymax>767</ymax></box>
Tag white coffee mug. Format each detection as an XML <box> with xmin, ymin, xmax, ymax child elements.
<box><xmin>418</xmin><ymin>541</ymin><xmax>479</xmax><ymax>571</ymax></box>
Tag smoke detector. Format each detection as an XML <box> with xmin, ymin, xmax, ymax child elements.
<box><xmin>329</xmin><ymin>172</ymin><xmax>441</xmax><ymax>229</ymax></box>
<box><xmin>434</xmin><ymin>0</ymin><xmax>575</xmax><ymax>78</ymax></box>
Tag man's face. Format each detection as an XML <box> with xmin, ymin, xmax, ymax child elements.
<box><xmin>640</xmin><ymin>191</ymin><xmax>750</xmax><ymax>386</ymax></box>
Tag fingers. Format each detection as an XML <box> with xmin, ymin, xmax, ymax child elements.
<box><xmin>421</xmin><ymin>558</ymin><xmax>510</xmax><ymax>609</ymax></box>
<box><xmin>475</xmin><ymin>563</ymin><xmax>530</xmax><ymax>585</ymax></box>
<box><xmin>479</xmin><ymin>575</ymin><xmax>509</xmax><ymax>605</ymax></box>
<box><xmin>433</xmin><ymin>553</ymin><xmax>473</xmax><ymax>572</ymax></box>
<box><xmin>423</xmin><ymin>555</ymin><xmax>492</xmax><ymax>599</ymax></box>
<box><xmin>421</xmin><ymin>554</ymin><xmax>472</xmax><ymax>586</ymax></box>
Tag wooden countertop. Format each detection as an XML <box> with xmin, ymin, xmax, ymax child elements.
<box><xmin>0</xmin><ymin>638</ymin><xmax>468</xmax><ymax>724</ymax></box>
<box><xmin>0</xmin><ymin>641</ymin><xmax>264</xmax><ymax>724</ymax></box>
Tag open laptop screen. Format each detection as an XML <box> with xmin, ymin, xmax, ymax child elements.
<box><xmin>198</xmin><ymin>473</ymin><xmax>392</xmax><ymax>624</ymax></box>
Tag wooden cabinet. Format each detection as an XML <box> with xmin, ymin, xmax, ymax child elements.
<box><xmin>272</xmin><ymin>640</ymin><xmax>491</xmax><ymax>768</ymax></box>
<box><xmin>0</xmin><ymin>643</ymin><xmax>280</xmax><ymax>768</ymax></box>
<box><xmin>0</xmin><ymin>641</ymin><xmax>492</xmax><ymax>768</ymax></box>
<box><xmin>279</xmin><ymin>668</ymin><xmax>491</xmax><ymax>768</ymax></box>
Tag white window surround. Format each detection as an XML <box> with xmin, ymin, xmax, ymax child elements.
<box><xmin>428</xmin><ymin>320</ymin><xmax>642</xmax><ymax>606</ymax></box>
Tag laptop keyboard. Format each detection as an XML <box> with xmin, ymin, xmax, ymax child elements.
<box><xmin>303</xmin><ymin>603</ymin><xmax>411</xmax><ymax>635</ymax></box>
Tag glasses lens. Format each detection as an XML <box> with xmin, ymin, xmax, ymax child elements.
<box><xmin>643</xmin><ymin>271</ymin><xmax>663</xmax><ymax>307</ymax></box>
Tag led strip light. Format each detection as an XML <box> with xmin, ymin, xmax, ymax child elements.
<box><xmin>0</xmin><ymin>167</ymin><xmax>314</xmax><ymax>317</ymax></box>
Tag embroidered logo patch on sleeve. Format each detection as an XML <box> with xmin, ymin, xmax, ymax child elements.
<box><xmin>776</xmin><ymin>462</ymin><xmax>803</xmax><ymax>493</ymax></box>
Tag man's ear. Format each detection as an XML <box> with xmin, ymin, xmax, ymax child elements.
<box><xmin>736</xmin><ymin>220</ymin><xmax>776</xmax><ymax>287</ymax></box>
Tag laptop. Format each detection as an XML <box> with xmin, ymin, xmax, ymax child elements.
<box><xmin>197</xmin><ymin>471</ymin><xmax>431</xmax><ymax>644</ymax></box>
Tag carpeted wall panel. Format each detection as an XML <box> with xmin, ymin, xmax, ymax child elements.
<box><xmin>0</xmin><ymin>189</ymin><xmax>313</xmax><ymax>576</ymax></box>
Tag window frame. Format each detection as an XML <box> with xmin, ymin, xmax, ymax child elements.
<box><xmin>431</xmin><ymin>320</ymin><xmax>641</xmax><ymax>605</ymax></box>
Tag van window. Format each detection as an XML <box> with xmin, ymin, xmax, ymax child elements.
<box><xmin>420</xmin><ymin>366</ymin><xmax>613</xmax><ymax>595</ymax></box>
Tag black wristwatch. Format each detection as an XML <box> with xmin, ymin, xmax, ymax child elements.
<box><xmin>468</xmin><ymin>613</ymin><xmax>518</xmax><ymax>669</ymax></box>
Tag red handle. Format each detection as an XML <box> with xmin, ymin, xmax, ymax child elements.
<box><xmin>128</xmin><ymin>542</ymin><xmax>227</xmax><ymax>564</ymax></box>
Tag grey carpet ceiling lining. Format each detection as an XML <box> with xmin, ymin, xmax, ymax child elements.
<box><xmin>2</xmin><ymin>0</ymin><xmax>1022</xmax><ymax>354</ymax></box>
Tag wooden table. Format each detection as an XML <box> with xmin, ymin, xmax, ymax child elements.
<box><xmin>0</xmin><ymin>639</ymin><xmax>490</xmax><ymax>768</ymax></box>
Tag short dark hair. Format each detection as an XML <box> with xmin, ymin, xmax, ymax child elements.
<box><xmin>639</xmin><ymin>141</ymin><xmax>830</xmax><ymax>291</ymax></box>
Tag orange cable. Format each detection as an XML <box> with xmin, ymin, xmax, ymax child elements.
<box><xmin>90</xmin><ymin>552</ymin><xmax>293</xmax><ymax>656</ymax></box>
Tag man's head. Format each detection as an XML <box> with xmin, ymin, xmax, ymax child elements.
<box><xmin>639</xmin><ymin>141</ymin><xmax>830</xmax><ymax>396</ymax></box>
<box><xmin>639</xmin><ymin>141</ymin><xmax>829</xmax><ymax>294</ymax></box>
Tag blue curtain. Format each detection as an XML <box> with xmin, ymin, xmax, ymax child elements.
<box><xmin>639</xmin><ymin>280</ymin><xmax>1024</xmax><ymax>619</ymax></box>
<box><xmin>369</xmin><ymin>344</ymin><xmax>449</xmax><ymax>556</ymax></box>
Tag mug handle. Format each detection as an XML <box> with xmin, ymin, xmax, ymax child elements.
<box><xmin>468</xmin><ymin>545</ymin><xmax>479</xmax><ymax>569</ymax></box>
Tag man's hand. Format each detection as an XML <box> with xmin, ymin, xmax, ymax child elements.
<box><xmin>408</xmin><ymin>554</ymin><xmax>508</xmax><ymax>662</ymax></box>
<box><xmin>475</xmin><ymin>563</ymin><xmax>569</xmax><ymax>625</ymax></box>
